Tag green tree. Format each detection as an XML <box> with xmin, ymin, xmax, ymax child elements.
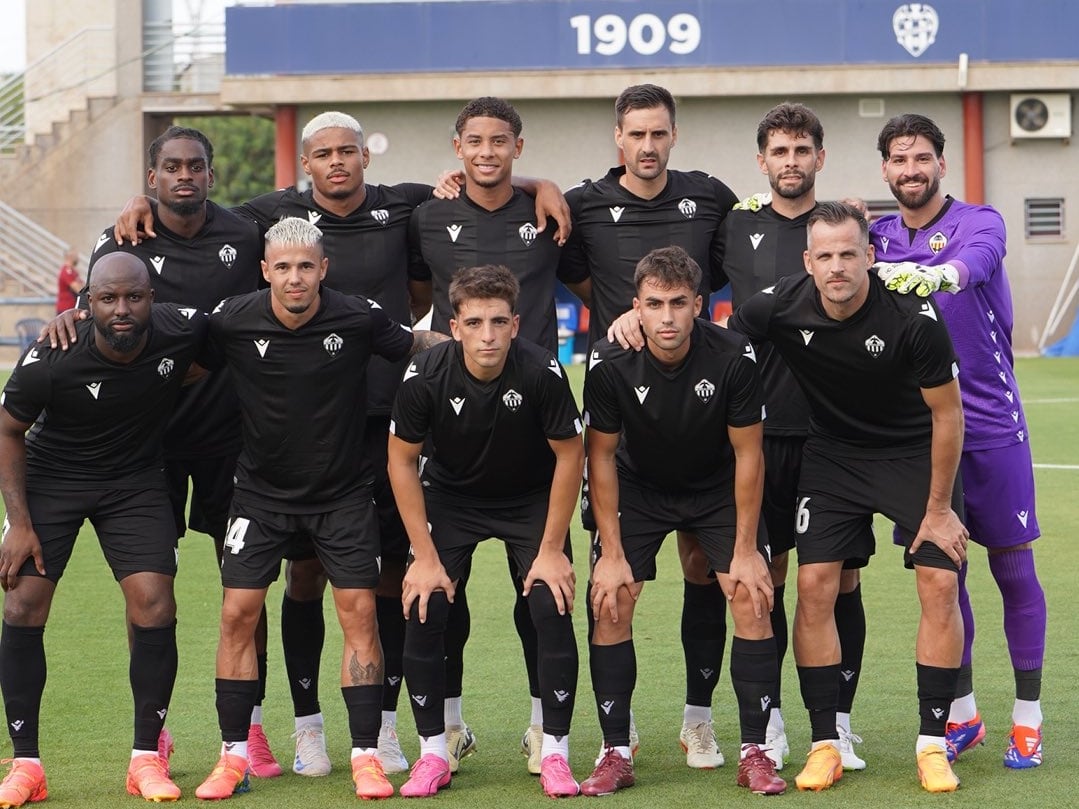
<box><xmin>174</xmin><ymin>114</ymin><xmax>275</xmax><ymax>207</ymax></box>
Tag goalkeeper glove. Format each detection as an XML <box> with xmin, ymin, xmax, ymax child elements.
<box><xmin>874</xmin><ymin>261</ymin><xmax>960</xmax><ymax>296</ymax></box>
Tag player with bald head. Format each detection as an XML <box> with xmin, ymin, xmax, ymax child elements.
<box><xmin>0</xmin><ymin>251</ymin><xmax>210</xmax><ymax>805</ymax></box>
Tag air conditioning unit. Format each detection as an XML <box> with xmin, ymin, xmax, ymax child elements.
<box><xmin>1010</xmin><ymin>94</ymin><xmax>1072</xmax><ymax>139</ymax></box>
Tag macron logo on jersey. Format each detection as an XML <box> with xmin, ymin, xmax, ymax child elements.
<box><xmin>447</xmin><ymin>224</ymin><xmax>463</xmax><ymax>243</ymax></box>
<box><xmin>94</xmin><ymin>232</ymin><xmax>110</xmax><ymax>253</ymax></box>
<box><xmin>763</xmin><ymin>285</ymin><xmax>776</xmax><ymax>295</ymax></box>
<box><xmin>799</xmin><ymin>330</ymin><xmax>814</xmax><ymax>346</ymax></box>
<box><xmin>609</xmin><ymin>206</ymin><xmax>625</xmax><ymax>223</ymax></box>
<box><xmin>254</xmin><ymin>339</ymin><xmax>270</xmax><ymax>358</ymax></box>
<box><xmin>634</xmin><ymin>385</ymin><xmax>649</xmax><ymax>404</ymax></box>
<box><xmin>307</xmin><ymin>211</ymin><xmax>322</xmax><ymax>225</ymax></box>
<box><xmin>918</xmin><ymin>302</ymin><xmax>938</xmax><ymax>321</ymax></box>
<box><xmin>403</xmin><ymin>362</ymin><xmax>419</xmax><ymax>382</ymax></box>
<box><xmin>150</xmin><ymin>256</ymin><xmax>165</xmax><ymax>275</ymax></box>
<box><xmin>547</xmin><ymin>358</ymin><xmax>563</xmax><ymax>378</ymax></box>
<box><xmin>86</xmin><ymin>382</ymin><xmax>102</xmax><ymax>399</ymax></box>
<box><xmin>179</xmin><ymin>307</ymin><xmax>197</xmax><ymax>320</ymax></box>
<box><xmin>450</xmin><ymin>397</ymin><xmax>465</xmax><ymax>415</ymax></box>
<box><xmin>743</xmin><ymin>344</ymin><xmax>757</xmax><ymax>363</ymax></box>
<box><xmin>749</xmin><ymin>233</ymin><xmax>764</xmax><ymax>250</ymax></box>
<box><xmin>880</xmin><ymin>236</ymin><xmax>890</xmax><ymax>253</ymax></box>
<box><xmin>1017</xmin><ymin>510</ymin><xmax>1029</xmax><ymax>528</ymax></box>
<box><xmin>588</xmin><ymin>350</ymin><xmax>603</xmax><ymax>370</ymax></box>
<box><xmin>21</xmin><ymin>349</ymin><xmax>40</xmax><ymax>366</ymax></box>
<box><xmin>1005</xmin><ymin>390</ymin><xmax>1014</xmax><ymax>403</ymax></box>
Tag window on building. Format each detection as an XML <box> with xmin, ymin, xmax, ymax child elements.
<box><xmin>1024</xmin><ymin>198</ymin><xmax>1065</xmax><ymax>240</ymax></box>
<box><xmin>865</xmin><ymin>199</ymin><xmax>900</xmax><ymax>224</ymax></box>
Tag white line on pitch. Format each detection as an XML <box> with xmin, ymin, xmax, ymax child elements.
<box><xmin>1033</xmin><ymin>463</ymin><xmax>1079</xmax><ymax>470</ymax></box>
<box><xmin>1025</xmin><ymin>398</ymin><xmax>1079</xmax><ymax>404</ymax></box>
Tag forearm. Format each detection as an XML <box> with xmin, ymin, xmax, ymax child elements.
<box><xmin>0</xmin><ymin>432</ymin><xmax>32</xmax><ymax>529</ymax></box>
<box><xmin>409</xmin><ymin>330</ymin><xmax>450</xmax><ymax>356</ymax></box>
<box><xmin>408</xmin><ymin>280</ymin><xmax>432</xmax><ymax>325</ymax></box>
<box><xmin>589</xmin><ymin>451</ymin><xmax>624</xmax><ymax>556</ymax></box>
<box><xmin>537</xmin><ymin>447</ymin><xmax>584</xmax><ymax>555</ymax></box>
<box><xmin>732</xmin><ymin>445</ymin><xmax>764</xmax><ymax>554</ymax></box>
<box><xmin>386</xmin><ymin>446</ymin><xmax>437</xmax><ymax>560</ymax></box>
<box><xmin>927</xmin><ymin>406</ymin><xmax>964</xmax><ymax>511</ymax></box>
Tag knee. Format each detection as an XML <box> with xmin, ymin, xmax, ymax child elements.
<box><xmin>917</xmin><ymin>567</ymin><xmax>960</xmax><ymax>613</ymax></box>
<box><xmin>796</xmin><ymin>566</ymin><xmax>840</xmax><ymax>615</ymax></box>
<box><xmin>405</xmin><ymin>591</ymin><xmax>451</xmax><ymax>637</ymax></box>
<box><xmin>839</xmin><ymin>568</ymin><xmax>861</xmax><ymax>594</ymax></box>
<box><xmin>285</xmin><ymin>558</ymin><xmax>328</xmax><ymax>600</ymax></box>
<box><xmin>2</xmin><ymin>593</ymin><xmax>48</xmax><ymax>627</ymax></box>
<box><xmin>220</xmin><ymin>596</ymin><xmax>262</xmax><ymax>639</ymax></box>
<box><xmin>677</xmin><ymin>533</ymin><xmax>712</xmax><ymax>584</ymax></box>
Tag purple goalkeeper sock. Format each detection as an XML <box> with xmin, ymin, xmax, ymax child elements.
<box><xmin>988</xmin><ymin>548</ymin><xmax>1045</xmax><ymax>670</ymax></box>
<box><xmin>957</xmin><ymin>562</ymin><xmax>974</xmax><ymax>668</ymax></box>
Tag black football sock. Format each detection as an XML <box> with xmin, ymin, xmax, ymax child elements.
<box><xmin>770</xmin><ymin>583</ymin><xmax>788</xmax><ymax>708</ymax></box>
<box><xmin>528</xmin><ymin>583</ymin><xmax>578</xmax><ymax>737</ymax></box>
<box><xmin>730</xmin><ymin>636</ymin><xmax>779</xmax><ymax>745</ymax></box>
<box><xmin>510</xmin><ymin>553</ymin><xmax>541</xmax><ymax>698</ymax></box>
<box><xmin>835</xmin><ymin>585</ymin><xmax>866</xmax><ymax>714</ymax></box>
<box><xmin>798</xmin><ymin>664</ymin><xmax>840</xmax><ymax>743</ymax></box>
<box><xmin>342</xmin><ymin>685</ymin><xmax>382</xmax><ymax>749</ymax></box>
<box><xmin>0</xmin><ymin>622</ymin><xmax>46</xmax><ymax>758</ymax></box>
<box><xmin>375</xmin><ymin>595</ymin><xmax>406</xmax><ymax>712</ymax></box>
<box><xmin>281</xmin><ymin>594</ymin><xmax>324</xmax><ymax>717</ymax></box>
<box><xmin>590</xmin><ymin>639</ymin><xmax>635</xmax><ymax>747</ymax></box>
<box><xmin>443</xmin><ymin>581</ymin><xmax>470</xmax><ymax>699</ymax></box>
<box><xmin>402</xmin><ymin>590</ymin><xmax>450</xmax><ymax>737</ymax></box>
<box><xmin>682</xmin><ymin>580</ymin><xmax>726</xmax><ymax>708</ymax></box>
<box><xmin>130</xmin><ymin>621</ymin><xmax>178</xmax><ymax>750</ymax></box>
<box><xmin>917</xmin><ymin>663</ymin><xmax>959</xmax><ymax>737</ymax></box>
<box><xmin>216</xmin><ymin>678</ymin><xmax>259</xmax><ymax>744</ymax></box>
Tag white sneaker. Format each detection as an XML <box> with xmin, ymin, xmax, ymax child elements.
<box><xmin>764</xmin><ymin>726</ymin><xmax>789</xmax><ymax>771</ymax></box>
<box><xmin>521</xmin><ymin>723</ymin><xmax>543</xmax><ymax>775</ymax></box>
<box><xmin>679</xmin><ymin>720</ymin><xmax>725</xmax><ymax>769</ymax></box>
<box><xmin>838</xmin><ymin>726</ymin><xmax>866</xmax><ymax>770</ymax></box>
<box><xmin>292</xmin><ymin>723</ymin><xmax>332</xmax><ymax>776</ymax></box>
<box><xmin>629</xmin><ymin>716</ymin><xmax>640</xmax><ymax>759</ymax></box>
<box><xmin>446</xmin><ymin>724</ymin><xmax>477</xmax><ymax>773</ymax></box>
<box><xmin>377</xmin><ymin>723</ymin><xmax>409</xmax><ymax>774</ymax></box>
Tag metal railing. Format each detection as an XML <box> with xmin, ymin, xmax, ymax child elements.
<box><xmin>0</xmin><ymin>199</ymin><xmax>75</xmax><ymax>298</ymax></box>
<box><xmin>143</xmin><ymin>21</ymin><xmax>226</xmax><ymax>93</ymax></box>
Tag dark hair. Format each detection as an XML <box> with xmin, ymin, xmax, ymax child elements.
<box><xmin>449</xmin><ymin>265</ymin><xmax>520</xmax><ymax>314</ymax></box>
<box><xmin>633</xmin><ymin>246</ymin><xmax>701</xmax><ymax>293</ymax></box>
<box><xmin>756</xmin><ymin>102</ymin><xmax>824</xmax><ymax>151</ymax></box>
<box><xmin>877</xmin><ymin>113</ymin><xmax>945</xmax><ymax>159</ymax></box>
<box><xmin>615</xmin><ymin>84</ymin><xmax>676</xmax><ymax>127</ymax></box>
<box><xmin>455</xmin><ymin>97</ymin><xmax>523</xmax><ymax>138</ymax></box>
<box><xmin>148</xmin><ymin>125</ymin><xmax>214</xmax><ymax>168</ymax></box>
<box><xmin>806</xmin><ymin>201</ymin><xmax>869</xmax><ymax>244</ymax></box>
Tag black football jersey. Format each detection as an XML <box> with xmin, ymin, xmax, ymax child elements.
<box><xmin>237</xmin><ymin>183</ymin><xmax>434</xmax><ymax>416</ymax></box>
<box><xmin>583</xmin><ymin>320</ymin><xmax>764</xmax><ymax>494</ymax></box>
<box><xmin>559</xmin><ymin>167</ymin><xmax>738</xmax><ymax>344</ymax></box>
<box><xmin>391</xmin><ymin>338</ymin><xmax>582</xmax><ymax>507</ymax></box>
<box><xmin>87</xmin><ymin>201</ymin><xmax>262</xmax><ymax>459</ymax></box>
<box><xmin>728</xmin><ymin>273</ymin><xmax>959</xmax><ymax>458</ymax></box>
<box><xmin>204</xmin><ymin>287</ymin><xmax>414</xmax><ymax>512</ymax></box>
<box><xmin>2</xmin><ymin>305</ymin><xmax>208</xmax><ymax>490</ymax></box>
<box><xmin>408</xmin><ymin>190</ymin><xmax>565</xmax><ymax>352</ymax></box>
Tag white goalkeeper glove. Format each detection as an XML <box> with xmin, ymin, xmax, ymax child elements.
<box><xmin>874</xmin><ymin>261</ymin><xmax>960</xmax><ymax>296</ymax></box>
<box><xmin>733</xmin><ymin>192</ymin><xmax>772</xmax><ymax>211</ymax></box>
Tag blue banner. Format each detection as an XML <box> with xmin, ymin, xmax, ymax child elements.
<box><xmin>225</xmin><ymin>1</ymin><xmax>1079</xmax><ymax>76</ymax></box>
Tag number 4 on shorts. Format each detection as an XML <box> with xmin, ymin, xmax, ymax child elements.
<box><xmin>223</xmin><ymin>517</ymin><xmax>250</xmax><ymax>555</ymax></box>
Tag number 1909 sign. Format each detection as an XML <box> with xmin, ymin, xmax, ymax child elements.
<box><xmin>569</xmin><ymin>13</ymin><xmax>701</xmax><ymax>56</ymax></box>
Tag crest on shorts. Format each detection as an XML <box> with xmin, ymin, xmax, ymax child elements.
<box><xmin>865</xmin><ymin>334</ymin><xmax>886</xmax><ymax>357</ymax></box>
<box><xmin>157</xmin><ymin>357</ymin><xmax>175</xmax><ymax>378</ymax></box>
<box><xmin>678</xmin><ymin>198</ymin><xmax>697</xmax><ymax>219</ymax></box>
<box><xmin>519</xmin><ymin>222</ymin><xmax>538</xmax><ymax>247</ymax></box>
<box><xmin>694</xmin><ymin>378</ymin><xmax>715</xmax><ymax>404</ymax></box>
<box><xmin>502</xmin><ymin>388</ymin><xmax>523</xmax><ymax>412</ymax></box>
<box><xmin>323</xmin><ymin>333</ymin><xmax>343</xmax><ymax>357</ymax></box>
<box><xmin>218</xmin><ymin>243</ymin><xmax>237</xmax><ymax>268</ymax></box>
<box><xmin>371</xmin><ymin>209</ymin><xmax>389</xmax><ymax>226</ymax></box>
<box><xmin>928</xmin><ymin>230</ymin><xmax>948</xmax><ymax>254</ymax></box>
<box><xmin>893</xmin><ymin>3</ymin><xmax>939</xmax><ymax>57</ymax></box>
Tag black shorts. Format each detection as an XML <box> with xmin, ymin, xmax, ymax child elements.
<box><xmin>592</xmin><ymin>478</ymin><xmax>768</xmax><ymax>582</ymax></box>
<box><xmin>365</xmin><ymin>415</ymin><xmax>409</xmax><ymax>562</ymax></box>
<box><xmin>794</xmin><ymin>443</ymin><xmax>963</xmax><ymax>571</ymax></box>
<box><xmin>165</xmin><ymin>451</ymin><xmax>238</xmax><ymax>542</ymax></box>
<box><xmin>761</xmin><ymin>435</ymin><xmax>804</xmax><ymax>557</ymax></box>
<box><xmin>221</xmin><ymin>499</ymin><xmax>381</xmax><ymax>590</ymax></box>
<box><xmin>423</xmin><ymin>495</ymin><xmax>559</xmax><ymax>582</ymax></box>
<box><xmin>17</xmin><ymin>483</ymin><xmax>177</xmax><ymax>583</ymax></box>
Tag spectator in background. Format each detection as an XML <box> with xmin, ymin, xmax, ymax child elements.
<box><xmin>55</xmin><ymin>249</ymin><xmax>82</xmax><ymax>314</ymax></box>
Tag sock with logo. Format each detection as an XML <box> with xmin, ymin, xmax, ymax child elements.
<box><xmin>130</xmin><ymin>621</ymin><xmax>178</xmax><ymax>750</ymax></box>
<box><xmin>682</xmin><ymin>580</ymin><xmax>726</xmax><ymax>710</ymax></box>
<box><xmin>375</xmin><ymin>595</ymin><xmax>406</xmax><ymax>712</ymax></box>
<box><xmin>0</xmin><ymin>622</ymin><xmax>46</xmax><ymax>758</ymax></box>
<box><xmin>589</xmin><ymin>639</ymin><xmax>635</xmax><ymax>747</ymax></box>
<box><xmin>917</xmin><ymin>663</ymin><xmax>959</xmax><ymax>737</ymax></box>
<box><xmin>342</xmin><ymin>685</ymin><xmax>382</xmax><ymax>749</ymax></box>
<box><xmin>730</xmin><ymin>636</ymin><xmax>779</xmax><ymax>745</ymax></box>
<box><xmin>216</xmin><ymin>678</ymin><xmax>260</xmax><ymax>744</ymax></box>
<box><xmin>834</xmin><ymin>585</ymin><xmax>865</xmax><ymax>714</ymax></box>
<box><xmin>988</xmin><ymin>548</ymin><xmax>1046</xmax><ymax>671</ymax></box>
<box><xmin>770</xmin><ymin>583</ymin><xmax>787</xmax><ymax>707</ymax></box>
<box><xmin>511</xmin><ymin>556</ymin><xmax>541</xmax><ymax>698</ymax></box>
<box><xmin>528</xmin><ymin>583</ymin><xmax>577</xmax><ymax>737</ymax></box>
<box><xmin>402</xmin><ymin>589</ymin><xmax>450</xmax><ymax>737</ymax></box>
<box><xmin>798</xmin><ymin>664</ymin><xmax>840</xmax><ymax>743</ymax></box>
<box><xmin>443</xmin><ymin>580</ymin><xmax>470</xmax><ymax>700</ymax></box>
<box><xmin>282</xmin><ymin>594</ymin><xmax>324</xmax><ymax>717</ymax></box>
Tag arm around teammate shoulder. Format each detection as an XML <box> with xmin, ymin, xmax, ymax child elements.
<box><xmin>910</xmin><ymin>378</ymin><xmax>968</xmax><ymax>567</ymax></box>
<box><xmin>0</xmin><ymin>409</ymin><xmax>45</xmax><ymax>589</ymax></box>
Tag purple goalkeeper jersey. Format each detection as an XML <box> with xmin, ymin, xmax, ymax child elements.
<box><xmin>871</xmin><ymin>197</ymin><xmax>1026</xmax><ymax>451</ymax></box>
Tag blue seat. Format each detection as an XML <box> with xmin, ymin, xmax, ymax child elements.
<box><xmin>16</xmin><ymin>318</ymin><xmax>47</xmax><ymax>351</ymax></box>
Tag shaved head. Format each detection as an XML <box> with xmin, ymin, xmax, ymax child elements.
<box><xmin>89</xmin><ymin>252</ymin><xmax>151</xmax><ymax>292</ymax></box>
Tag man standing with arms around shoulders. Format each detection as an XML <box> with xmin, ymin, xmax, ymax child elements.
<box><xmin>387</xmin><ymin>265</ymin><xmax>584</xmax><ymax>798</ymax></box>
<box><xmin>872</xmin><ymin>114</ymin><xmax>1047</xmax><ymax>769</ymax></box>
<box><xmin>581</xmin><ymin>246</ymin><xmax>785</xmax><ymax>796</ymax></box>
<box><xmin>193</xmin><ymin>217</ymin><xmax>445</xmax><ymax>801</ymax></box>
<box><xmin>728</xmin><ymin>201</ymin><xmax>968</xmax><ymax>793</ymax></box>
<box><xmin>0</xmin><ymin>254</ymin><xmax>208</xmax><ymax>805</ymax></box>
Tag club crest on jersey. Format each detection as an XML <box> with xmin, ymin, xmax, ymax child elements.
<box><xmin>880</xmin><ymin>236</ymin><xmax>890</xmax><ymax>253</ymax></box>
<box><xmin>218</xmin><ymin>243</ymin><xmax>237</xmax><ymax>269</ymax></box>
<box><xmin>323</xmin><ymin>333</ymin><xmax>344</xmax><ymax>357</ymax></box>
<box><xmin>928</xmin><ymin>230</ymin><xmax>948</xmax><ymax>254</ymax></box>
<box><xmin>678</xmin><ymin>198</ymin><xmax>697</xmax><ymax>219</ymax></box>
<box><xmin>634</xmin><ymin>385</ymin><xmax>649</xmax><ymax>404</ymax></box>
<box><xmin>502</xmin><ymin>388</ymin><xmax>523</xmax><ymax>412</ymax></box>
<box><xmin>94</xmin><ymin>232</ymin><xmax>110</xmax><ymax>253</ymax></box>
<box><xmin>749</xmin><ymin>233</ymin><xmax>764</xmax><ymax>250</ymax></box>
<box><xmin>371</xmin><ymin>208</ymin><xmax>389</xmax><ymax>226</ymax></box>
<box><xmin>157</xmin><ymin>358</ymin><xmax>174</xmax><ymax>378</ymax></box>
<box><xmin>865</xmin><ymin>334</ymin><xmax>886</xmax><ymax>357</ymax></box>
<box><xmin>518</xmin><ymin>222</ymin><xmax>538</xmax><ymax>247</ymax></box>
<box><xmin>449</xmin><ymin>396</ymin><xmax>465</xmax><ymax>415</ymax></box>
<box><xmin>609</xmin><ymin>206</ymin><xmax>625</xmax><ymax>223</ymax></box>
<box><xmin>893</xmin><ymin>3</ymin><xmax>939</xmax><ymax>58</ymax></box>
<box><xmin>446</xmin><ymin>224</ymin><xmax>463</xmax><ymax>243</ymax></box>
<box><xmin>694</xmin><ymin>378</ymin><xmax>715</xmax><ymax>404</ymax></box>
<box><xmin>307</xmin><ymin>211</ymin><xmax>322</xmax><ymax>224</ymax></box>
<box><xmin>254</xmin><ymin>339</ymin><xmax>270</xmax><ymax>358</ymax></box>
<box><xmin>86</xmin><ymin>381</ymin><xmax>102</xmax><ymax>399</ymax></box>
<box><xmin>150</xmin><ymin>256</ymin><xmax>165</xmax><ymax>275</ymax></box>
